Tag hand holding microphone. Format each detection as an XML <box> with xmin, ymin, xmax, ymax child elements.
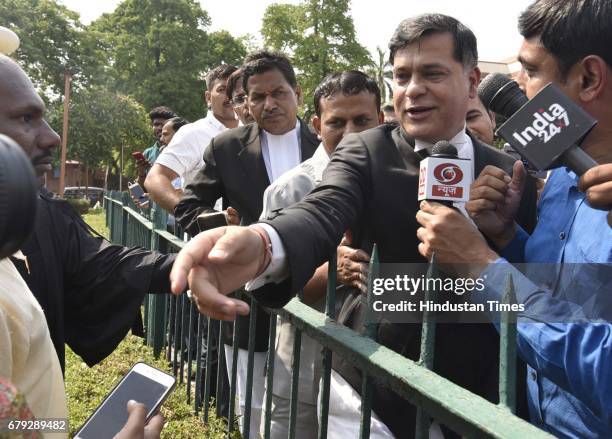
<box><xmin>579</xmin><ymin>163</ymin><xmax>612</xmax><ymax>226</ymax></box>
<box><xmin>415</xmin><ymin>141</ymin><xmax>497</xmax><ymax>270</ymax></box>
<box><xmin>467</xmin><ymin>161</ymin><xmax>527</xmax><ymax>249</ymax></box>
<box><xmin>481</xmin><ymin>73</ymin><xmax>611</xmax><ymax>224</ymax></box>
<box><xmin>578</xmin><ymin>163</ymin><xmax>612</xmax><ymax>210</ymax></box>
<box><xmin>479</xmin><ymin>72</ymin><xmax>598</xmax><ymax>176</ymax></box>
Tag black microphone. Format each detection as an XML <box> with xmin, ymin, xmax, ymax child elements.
<box><xmin>478</xmin><ymin>73</ymin><xmax>598</xmax><ymax>176</ymax></box>
<box><xmin>418</xmin><ymin>141</ymin><xmax>471</xmax><ymax>208</ymax></box>
<box><xmin>0</xmin><ymin>134</ymin><xmax>38</xmax><ymax>259</ymax></box>
<box><xmin>478</xmin><ymin>73</ymin><xmax>528</xmax><ymax>118</ymax></box>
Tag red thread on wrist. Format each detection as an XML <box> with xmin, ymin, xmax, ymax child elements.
<box><xmin>251</xmin><ymin>226</ymin><xmax>272</xmax><ymax>277</ymax></box>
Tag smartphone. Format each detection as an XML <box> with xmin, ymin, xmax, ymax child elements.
<box><xmin>197</xmin><ymin>211</ymin><xmax>229</xmax><ymax>231</ymax></box>
<box><xmin>128</xmin><ymin>181</ymin><xmax>149</xmax><ymax>207</ymax></box>
<box><xmin>131</xmin><ymin>151</ymin><xmax>146</xmax><ymax>162</ymax></box>
<box><xmin>74</xmin><ymin>362</ymin><xmax>176</xmax><ymax>439</ymax></box>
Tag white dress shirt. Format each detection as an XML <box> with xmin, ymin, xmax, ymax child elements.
<box><xmin>260</xmin><ymin>120</ymin><xmax>302</xmax><ymax>183</ymax></box>
<box><xmin>155</xmin><ymin>112</ymin><xmax>228</xmax><ymax>187</ymax></box>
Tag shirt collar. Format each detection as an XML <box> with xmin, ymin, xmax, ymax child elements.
<box><xmin>313</xmin><ymin>143</ymin><xmax>329</xmax><ymax>161</ymax></box>
<box><xmin>205</xmin><ymin>112</ymin><xmax>228</xmax><ymax>132</ymax></box>
<box><xmin>262</xmin><ymin>119</ymin><xmax>300</xmax><ymax>144</ymax></box>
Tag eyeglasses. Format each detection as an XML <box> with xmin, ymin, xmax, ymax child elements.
<box><xmin>231</xmin><ymin>94</ymin><xmax>247</xmax><ymax>108</ymax></box>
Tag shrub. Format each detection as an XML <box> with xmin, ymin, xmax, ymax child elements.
<box><xmin>66</xmin><ymin>197</ymin><xmax>90</xmax><ymax>214</ymax></box>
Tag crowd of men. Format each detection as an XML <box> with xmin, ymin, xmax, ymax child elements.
<box><xmin>1</xmin><ymin>0</ymin><xmax>611</xmax><ymax>437</ymax></box>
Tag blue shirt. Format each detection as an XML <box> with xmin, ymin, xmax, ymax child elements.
<box><xmin>478</xmin><ymin>168</ymin><xmax>612</xmax><ymax>438</ymax></box>
<box><xmin>143</xmin><ymin>141</ymin><xmax>161</xmax><ymax>165</ymax></box>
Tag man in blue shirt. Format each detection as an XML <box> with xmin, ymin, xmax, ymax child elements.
<box><xmin>135</xmin><ymin>106</ymin><xmax>176</xmax><ymax>188</ymax></box>
<box><xmin>415</xmin><ymin>0</ymin><xmax>612</xmax><ymax>437</ymax></box>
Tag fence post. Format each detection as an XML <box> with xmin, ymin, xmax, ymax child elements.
<box><xmin>318</xmin><ymin>253</ymin><xmax>337</xmax><ymax>439</ymax></box>
<box><xmin>359</xmin><ymin>245</ymin><xmax>378</xmax><ymax>439</ymax></box>
<box><xmin>415</xmin><ymin>255</ymin><xmax>439</xmax><ymax>439</ymax></box>
<box><xmin>108</xmin><ymin>191</ymin><xmax>116</xmax><ymax>241</ymax></box>
<box><xmin>499</xmin><ymin>274</ymin><xmax>518</xmax><ymax>412</ymax></box>
<box><xmin>147</xmin><ymin>201</ymin><xmax>168</xmax><ymax>357</ymax></box>
<box><xmin>121</xmin><ymin>192</ymin><xmax>130</xmax><ymax>246</ymax></box>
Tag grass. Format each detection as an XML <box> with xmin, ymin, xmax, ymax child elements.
<box><xmin>65</xmin><ymin>208</ymin><xmax>236</xmax><ymax>438</ymax></box>
<box><xmin>64</xmin><ymin>337</ymin><xmax>222</xmax><ymax>438</ymax></box>
<box><xmin>82</xmin><ymin>208</ymin><xmax>109</xmax><ymax>239</ymax></box>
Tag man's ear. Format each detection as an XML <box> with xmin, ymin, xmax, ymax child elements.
<box><xmin>577</xmin><ymin>55</ymin><xmax>608</xmax><ymax>103</ymax></box>
<box><xmin>468</xmin><ymin>66</ymin><xmax>481</xmax><ymax>99</ymax></box>
<box><xmin>312</xmin><ymin>114</ymin><xmax>322</xmax><ymax>139</ymax></box>
<box><xmin>488</xmin><ymin>110</ymin><xmax>496</xmax><ymax>125</ymax></box>
<box><xmin>378</xmin><ymin>111</ymin><xmax>385</xmax><ymax>124</ymax></box>
<box><xmin>204</xmin><ymin>90</ymin><xmax>212</xmax><ymax>108</ymax></box>
<box><xmin>295</xmin><ymin>85</ymin><xmax>303</xmax><ymax>106</ymax></box>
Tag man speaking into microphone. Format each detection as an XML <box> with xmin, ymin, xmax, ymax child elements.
<box><xmin>416</xmin><ymin>0</ymin><xmax>612</xmax><ymax>436</ymax></box>
<box><xmin>170</xmin><ymin>13</ymin><xmax>538</xmax><ymax>436</ymax></box>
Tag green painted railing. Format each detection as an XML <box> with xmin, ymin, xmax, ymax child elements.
<box><xmin>104</xmin><ymin>191</ymin><xmax>553</xmax><ymax>439</ymax></box>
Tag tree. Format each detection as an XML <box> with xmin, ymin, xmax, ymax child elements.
<box><xmin>90</xmin><ymin>0</ymin><xmax>246</xmax><ymax>121</ymax></box>
<box><xmin>47</xmin><ymin>86</ymin><xmax>150</xmax><ymax>189</ymax></box>
<box><xmin>0</xmin><ymin>0</ymin><xmax>103</xmax><ymax>99</ymax></box>
<box><xmin>365</xmin><ymin>46</ymin><xmax>394</xmax><ymax>104</ymax></box>
<box><xmin>205</xmin><ymin>30</ymin><xmax>249</xmax><ymax>67</ymax></box>
<box><xmin>261</xmin><ymin>0</ymin><xmax>372</xmax><ymax>117</ymax></box>
<box><xmin>261</xmin><ymin>4</ymin><xmax>306</xmax><ymax>53</ymax></box>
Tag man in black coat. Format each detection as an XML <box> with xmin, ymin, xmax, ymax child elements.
<box><xmin>170</xmin><ymin>15</ymin><xmax>538</xmax><ymax>437</ymax></box>
<box><xmin>174</xmin><ymin>49</ymin><xmax>318</xmax><ymax>437</ymax></box>
<box><xmin>0</xmin><ymin>55</ymin><xmax>175</xmax><ymax>371</ymax></box>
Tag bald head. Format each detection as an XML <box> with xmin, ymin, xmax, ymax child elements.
<box><xmin>0</xmin><ymin>54</ymin><xmax>60</xmax><ymax>185</ymax></box>
<box><xmin>0</xmin><ymin>53</ymin><xmax>29</xmax><ymax>81</ymax></box>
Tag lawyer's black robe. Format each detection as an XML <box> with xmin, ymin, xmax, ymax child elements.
<box><xmin>12</xmin><ymin>190</ymin><xmax>175</xmax><ymax>371</ymax></box>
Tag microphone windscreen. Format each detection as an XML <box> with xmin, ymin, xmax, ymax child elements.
<box><xmin>432</xmin><ymin>140</ymin><xmax>458</xmax><ymax>157</ymax></box>
<box><xmin>478</xmin><ymin>73</ymin><xmax>512</xmax><ymax>109</ymax></box>
<box><xmin>0</xmin><ymin>134</ymin><xmax>38</xmax><ymax>259</ymax></box>
<box><xmin>479</xmin><ymin>74</ymin><xmax>528</xmax><ymax>119</ymax></box>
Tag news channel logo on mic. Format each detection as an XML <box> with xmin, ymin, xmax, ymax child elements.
<box><xmin>418</xmin><ymin>154</ymin><xmax>471</xmax><ymax>203</ymax></box>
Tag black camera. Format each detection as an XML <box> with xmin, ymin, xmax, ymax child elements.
<box><xmin>0</xmin><ymin>134</ymin><xmax>38</xmax><ymax>259</ymax></box>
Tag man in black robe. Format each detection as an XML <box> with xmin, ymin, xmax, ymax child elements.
<box><xmin>0</xmin><ymin>54</ymin><xmax>175</xmax><ymax>370</ymax></box>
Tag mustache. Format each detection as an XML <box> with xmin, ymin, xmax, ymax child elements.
<box><xmin>31</xmin><ymin>152</ymin><xmax>53</xmax><ymax>166</ymax></box>
<box><xmin>262</xmin><ymin>109</ymin><xmax>282</xmax><ymax>118</ymax></box>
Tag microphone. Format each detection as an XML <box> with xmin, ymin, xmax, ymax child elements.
<box><xmin>0</xmin><ymin>134</ymin><xmax>38</xmax><ymax>259</ymax></box>
<box><xmin>478</xmin><ymin>73</ymin><xmax>598</xmax><ymax>176</ymax></box>
<box><xmin>418</xmin><ymin>141</ymin><xmax>471</xmax><ymax>207</ymax></box>
<box><xmin>478</xmin><ymin>73</ymin><xmax>528</xmax><ymax>117</ymax></box>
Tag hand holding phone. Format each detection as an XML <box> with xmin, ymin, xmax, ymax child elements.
<box><xmin>132</xmin><ymin>152</ymin><xmax>151</xmax><ymax>174</ymax></box>
<box><xmin>74</xmin><ymin>362</ymin><xmax>176</xmax><ymax>439</ymax></box>
<box><xmin>197</xmin><ymin>211</ymin><xmax>229</xmax><ymax>231</ymax></box>
<box><xmin>113</xmin><ymin>400</ymin><xmax>165</xmax><ymax>439</ymax></box>
<box><xmin>128</xmin><ymin>182</ymin><xmax>150</xmax><ymax>208</ymax></box>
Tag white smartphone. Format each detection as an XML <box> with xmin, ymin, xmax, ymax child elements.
<box><xmin>128</xmin><ymin>181</ymin><xmax>149</xmax><ymax>207</ymax></box>
<box><xmin>74</xmin><ymin>362</ymin><xmax>176</xmax><ymax>439</ymax></box>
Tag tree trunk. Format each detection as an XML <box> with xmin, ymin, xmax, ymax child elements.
<box><xmin>85</xmin><ymin>164</ymin><xmax>89</xmax><ymax>198</ymax></box>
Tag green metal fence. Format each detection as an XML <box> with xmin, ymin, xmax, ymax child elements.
<box><xmin>104</xmin><ymin>191</ymin><xmax>553</xmax><ymax>439</ymax></box>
